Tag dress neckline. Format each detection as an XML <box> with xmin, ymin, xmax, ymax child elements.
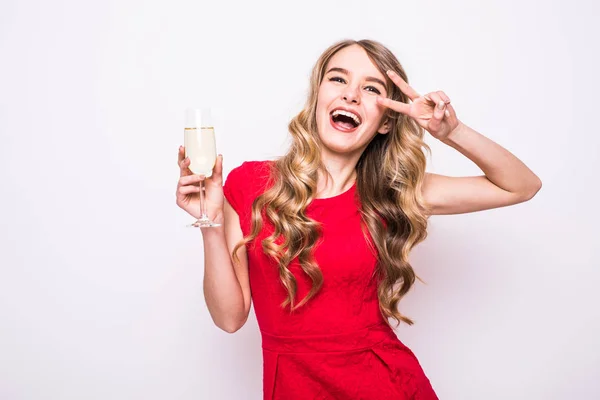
<box><xmin>311</xmin><ymin>181</ymin><xmax>357</xmax><ymax>205</ymax></box>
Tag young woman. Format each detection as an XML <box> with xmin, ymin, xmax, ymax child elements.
<box><xmin>176</xmin><ymin>39</ymin><xmax>541</xmax><ymax>399</ymax></box>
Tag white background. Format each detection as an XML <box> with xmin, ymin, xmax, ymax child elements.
<box><xmin>1</xmin><ymin>0</ymin><xmax>599</xmax><ymax>399</ymax></box>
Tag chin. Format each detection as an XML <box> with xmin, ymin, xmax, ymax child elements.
<box><xmin>318</xmin><ymin>134</ymin><xmax>362</xmax><ymax>156</ymax></box>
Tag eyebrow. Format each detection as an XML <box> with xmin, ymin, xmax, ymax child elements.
<box><xmin>325</xmin><ymin>67</ymin><xmax>386</xmax><ymax>89</ymax></box>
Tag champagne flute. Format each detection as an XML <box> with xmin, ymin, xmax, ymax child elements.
<box><xmin>184</xmin><ymin>108</ymin><xmax>221</xmax><ymax>228</ymax></box>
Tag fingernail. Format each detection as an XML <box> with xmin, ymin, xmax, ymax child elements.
<box><xmin>386</xmin><ymin>70</ymin><xmax>395</xmax><ymax>76</ymax></box>
<box><xmin>445</xmin><ymin>110</ymin><xmax>450</xmax><ymax>117</ymax></box>
<box><xmin>438</xmin><ymin>101</ymin><xmax>445</xmax><ymax>109</ymax></box>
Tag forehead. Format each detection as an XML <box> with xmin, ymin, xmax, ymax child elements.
<box><xmin>325</xmin><ymin>45</ymin><xmax>385</xmax><ymax>80</ymax></box>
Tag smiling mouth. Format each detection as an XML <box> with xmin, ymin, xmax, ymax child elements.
<box><xmin>330</xmin><ymin>110</ymin><xmax>361</xmax><ymax>131</ymax></box>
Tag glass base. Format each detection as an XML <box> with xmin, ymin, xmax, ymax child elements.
<box><xmin>188</xmin><ymin>217</ymin><xmax>221</xmax><ymax>228</ymax></box>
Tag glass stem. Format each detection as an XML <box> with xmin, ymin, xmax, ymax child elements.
<box><xmin>199</xmin><ymin>178</ymin><xmax>208</xmax><ymax>221</ymax></box>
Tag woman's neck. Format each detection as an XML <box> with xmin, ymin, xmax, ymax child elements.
<box><xmin>316</xmin><ymin>155</ymin><xmax>358</xmax><ymax>199</ymax></box>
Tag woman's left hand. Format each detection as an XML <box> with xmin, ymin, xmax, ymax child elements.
<box><xmin>376</xmin><ymin>70</ymin><xmax>460</xmax><ymax>141</ymax></box>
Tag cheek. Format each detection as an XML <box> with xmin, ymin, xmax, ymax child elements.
<box><xmin>317</xmin><ymin>84</ymin><xmax>340</xmax><ymax>105</ymax></box>
<box><xmin>365</xmin><ymin>105</ymin><xmax>385</xmax><ymax>125</ymax></box>
<box><xmin>315</xmin><ymin>103</ymin><xmax>327</xmax><ymax>125</ymax></box>
<box><xmin>316</xmin><ymin>94</ymin><xmax>332</xmax><ymax>120</ymax></box>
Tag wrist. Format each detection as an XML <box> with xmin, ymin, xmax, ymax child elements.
<box><xmin>442</xmin><ymin>120</ymin><xmax>466</xmax><ymax>145</ymax></box>
<box><xmin>201</xmin><ymin>224</ymin><xmax>226</xmax><ymax>238</ymax></box>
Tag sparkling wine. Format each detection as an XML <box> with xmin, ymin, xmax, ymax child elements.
<box><xmin>184</xmin><ymin>126</ymin><xmax>217</xmax><ymax>176</ymax></box>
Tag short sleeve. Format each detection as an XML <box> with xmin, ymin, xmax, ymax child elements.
<box><xmin>222</xmin><ymin>162</ymin><xmax>247</xmax><ymax>216</ymax></box>
<box><xmin>223</xmin><ymin>160</ymin><xmax>273</xmax><ymax>223</ymax></box>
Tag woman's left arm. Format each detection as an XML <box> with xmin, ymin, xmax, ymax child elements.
<box><xmin>422</xmin><ymin>122</ymin><xmax>542</xmax><ymax>215</ymax></box>
<box><xmin>377</xmin><ymin>70</ymin><xmax>542</xmax><ymax>216</ymax></box>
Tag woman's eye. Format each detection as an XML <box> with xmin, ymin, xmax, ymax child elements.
<box><xmin>328</xmin><ymin>77</ymin><xmax>382</xmax><ymax>95</ymax></box>
<box><xmin>329</xmin><ymin>76</ymin><xmax>346</xmax><ymax>83</ymax></box>
<box><xmin>365</xmin><ymin>86</ymin><xmax>381</xmax><ymax>94</ymax></box>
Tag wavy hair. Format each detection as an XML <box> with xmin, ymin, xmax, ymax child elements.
<box><xmin>232</xmin><ymin>39</ymin><xmax>430</xmax><ymax>327</ymax></box>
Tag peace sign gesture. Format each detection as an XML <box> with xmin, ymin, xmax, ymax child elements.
<box><xmin>376</xmin><ymin>70</ymin><xmax>460</xmax><ymax>141</ymax></box>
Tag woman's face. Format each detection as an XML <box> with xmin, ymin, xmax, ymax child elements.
<box><xmin>315</xmin><ymin>44</ymin><xmax>391</xmax><ymax>157</ymax></box>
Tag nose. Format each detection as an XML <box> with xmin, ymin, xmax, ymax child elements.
<box><xmin>342</xmin><ymin>86</ymin><xmax>360</xmax><ymax>104</ymax></box>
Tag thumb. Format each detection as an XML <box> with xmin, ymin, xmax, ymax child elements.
<box><xmin>213</xmin><ymin>154</ymin><xmax>224</xmax><ymax>182</ymax></box>
<box><xmin>433</xmin><ymin>100</ymin><xmax>446</xmax><ymax>121</ymax></box>
<box><xmin>429</xmin><ymin>101</ymin><xmax>445</xmax><ymax>132</ymax></box>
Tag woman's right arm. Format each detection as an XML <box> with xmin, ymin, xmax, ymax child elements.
<box><xmin>176</xmin><ymin>146</ymin><xmax>251</xmax><ymax>333</ymax></box>
<box><xmin>201</xmin><ymin>200</ymin><xmax>251</xmax><ymax>333</ymax></box>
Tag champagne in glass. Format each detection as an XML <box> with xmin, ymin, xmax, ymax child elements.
<box><xmin>184</xmin><ymin>108</ymin><xmax>221</xmax><ymax>228</ymax></box>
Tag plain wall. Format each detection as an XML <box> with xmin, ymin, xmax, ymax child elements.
<box><xmin>1</xmin><ymin>0</ymin><xmax>598</xmax><ymax>399</ymax></box>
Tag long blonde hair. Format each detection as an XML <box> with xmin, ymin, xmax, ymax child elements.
<box><xmin>232</xmin><ymin>39</ymin><xmax>430</xmax><ymax>327</ymax></box>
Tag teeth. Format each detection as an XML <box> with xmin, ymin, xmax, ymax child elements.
<box><xmin>332</xmin><ymin>110</ymin><xmax>361</xmax><ymax>126</ymax></box>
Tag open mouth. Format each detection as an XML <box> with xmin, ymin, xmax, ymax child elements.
<box><xmin>330</xmin><ymin>109</ymin><xmax>361</xmax><ymax>132</ymax></box>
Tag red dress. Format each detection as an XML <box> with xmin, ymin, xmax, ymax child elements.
<box><xmin>223</xmin><ymin>161</ymin><xmax>438</xmax><ymax>400</ymax></box>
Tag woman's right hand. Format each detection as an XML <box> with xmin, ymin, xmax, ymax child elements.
<box><xmin>176</xmin><ymin>146</ymin><xmax>225</xmax><ymax>225</ymax></box>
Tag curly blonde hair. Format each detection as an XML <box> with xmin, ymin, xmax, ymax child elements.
<box><xmin>232</xmin><ymin>39</ymin><xmax>430</xmax><ymax>327</ymax></box>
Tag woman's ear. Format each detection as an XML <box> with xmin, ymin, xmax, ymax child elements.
<box><xmin>377</xmin><ymin>118</ymin><xmax>391</xmax><ymax>135</ymax></box>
